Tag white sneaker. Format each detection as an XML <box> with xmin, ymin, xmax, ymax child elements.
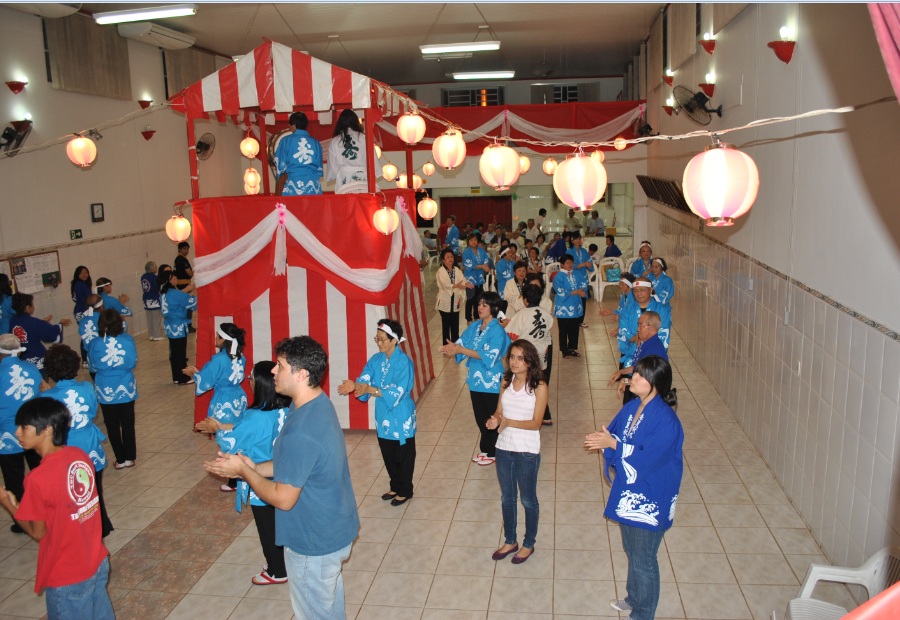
<box><xmin>114</xmin><ymin>460</ymin><xmax>135</xmax><ymax>470</ymax></box>
<box><xmin>472</xmin><ymin>452</ymin><xmax>487</xmax><ymax>463</ymax></box>
<box><xmin>610</xmin><ymin>599</ymin><xmax>632</xmax><ymax>612</ymax></box>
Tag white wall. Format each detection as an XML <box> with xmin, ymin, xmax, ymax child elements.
<box><xmin>645</xmin><ymin>3</ymin><xmax>900</xmax><ymax>572</ymax></box>
<box><xmin>0</xmin><ymin>6</ymin><xmax>246</xmax><ymax>345</ymax></box>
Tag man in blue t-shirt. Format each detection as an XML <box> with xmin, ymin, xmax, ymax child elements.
<box><xmin>607</xmin><ymin>311</ymin><xmax>669</xmax><ymax>404</ymax></box>
<box><xmin>205</xmin><ymin>336</ymin><xmax>359</xmax><ymax>619</ymax></box>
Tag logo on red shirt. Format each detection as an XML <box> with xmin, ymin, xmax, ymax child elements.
<box><xmin>12</xmin><ymin>325</ymin><xmax>27</xmax><ymax>344</ymax></box>
<box><xmin>67</xmin><ymin>461</ymin><xmax>94</xmax><ymax>506</ymax></box>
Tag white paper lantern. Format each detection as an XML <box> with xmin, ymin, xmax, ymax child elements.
<box><xmin>66</xmin><ymin>136</ymin><xmax>97</xmax><ymax>167</ymax></box>
<box><xmin>479</xmin><ymin>143</ymin><xmax>520</xmax><ymax>190</ymax></box>
<box><xmin>417</xmin><ymin>196</ymin><xmax>438</xmax><ymax>219</ymax></box>
<box><xmin>614</xmin><ymin>137</ymin><xmax>627</xmax><ymax>151</ymax></box>
<box><xmin>590</xmin><ymin>150</ymin><xmax>605</xmax><ymax>164</ymax></box>
<box><xmin>165</xmin><ymin>215</ymin><xmax>192</xmax><ymax>242</ymax></box>
<box><xmin>422</xmin><ymin>161</ymin><xmax>435</xmax><ymax>176</ymax></box>
<box><xmin>552</xmin><ymin>154</ymin><xmax>608</xmax><ymax>210</ymax></box>
<box><xmin>432</xmin><ymin>128</ymin><xmax>466</xmax><ymax>169</ymax></box>
<box><xmin>396</xmin><ymin>113</ymin><xmax>426</xmax><ymax>145</ymax></box>
<box><xmin>382</xmin><ymin>161</ymin><xmax>398</xmax><ymax>181</ymax></box>
<box><xmin>542</xmin><ymin>157</ymin><xmax>557</xmax><ymax>175</ymax></box>
<box><xmin>244</xmin><ymin>167</ymin><xmax>261</xmax><ymax>188</ymax></box>
<box><xmin>240</xmin><ymin>135</ymin><xmax>260</xmax><ymax>158</ymax></box>
<box><xmin>374</xmin><ymin>144</ymin><xmax>382</xmax><ymax>159</ymax></box>
<box><xmin>244</xmin><ymin>183</ymin><xmax>260</xmax><ymax>195</ymax></box>
<box><xmin>395</xmin><ymin>173</ymin><xmax>423</xmax><ymax>190</ymax></box>
<box><xmin>373</xmin><ymin>206</ymin><xmax>400</xmax><ymax>235</ymax></box>
<box><xmin>519</xmin><ymin>155</ymin><xmax>531</xmax><ymax>174</ymax></box>
<box><xmin>682</xmin><ymin>143</ymin><xmax>759</xmax><ymax>226</ymax></box>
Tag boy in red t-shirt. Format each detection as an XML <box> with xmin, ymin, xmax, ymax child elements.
<box><xmin>0</xmin><ymin>397</ymin><xmax>112</xmax><ymax>620</ymax></box>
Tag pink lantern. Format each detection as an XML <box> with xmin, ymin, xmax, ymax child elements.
<box><xmin>396</xmin><ymin>173</ymin><xmax>423</xmax><ymax>190</ymax></box>
<box><xmin>682</xmin><ymin>142</ymin><xmax>759</xmax><ymax>226</ymax></box>
<box><xmin>373</xmin><ymin>206</ymin><xmax>399</xmax><ymax>235</ymax></box>
<box><xmin>518</xmin><ymin>155</ymin><xmax>531</xmax><ymax>174</ymax></box>
<box><xmin>66</xmin><ymin>135</ymin><xmax>97</xmax><ymax>167</ymax></box>
<box><xmin>382</xmin><ymin>161</ymin><xmax>398</xmax><ymax>182</ymax></box>
<box><xmin>240</xmin><ymin>135</ymin><xmax>260</xmax><ymax>158</ymax></box>
<box><xmin>552</xmin><ymin>153</ymin><xmax>608</xmax><ymax>210</ymax></box>
<box><xmin>590</xmin><ymin>150</ymin><xmax>605</xmax><ymax>164</ymax></box>
<box><xmin>542</xmin><ymin>157</ymin><xmax>557</xmax><ymax>175</ymax></box>
<box><xmin>479</xmin><ymin>143</ymin><xmax>520</xmax><ymax>190</ymax></box>
<box><xmin>432</xmin><ymin>128</ymin><xmax>466</xmax><ymax>169</ymax></box>
<box><xmin>396</xmin><ymin>112</ymin><xmax>426</xmax><ymax>145</ymax></box>
<box><xmin>165</xmin><ymin>215</ymin><xmax>192</xmax><ymax>242</ymax></box>
<box><xmin>422</xmin><ymin>161</ymin><xmax>435</xmax><ymax>177</ymax></box>
<box><xmin>244</xmin><ymin>167</ymin><xmax>261</xmax><ymax>188</ymax></box>
<box><xmin>417</xmin><ymin>196</ymin><xmax>438</xmax><ymax>219</ymax></box>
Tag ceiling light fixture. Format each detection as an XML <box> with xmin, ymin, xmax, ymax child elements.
<box><xmin>452</xmin><ymin>71</ymin><xmax>515</xmax><ymax>81</ymax></box>
<box><xmin>421</xmin><ymin>41</ymin><xmax>500</xmax><ymax>55</ymax></box>
<box><xmin>94</xmin><ymin>3</ymin><xmax>198</xmax><ymax>25</ymax></box>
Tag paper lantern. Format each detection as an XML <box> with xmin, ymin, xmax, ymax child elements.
<box><xmin>244</xmin><ymin>167</ymin><xmax>261</xmax><ymax>188</ymax></box>
<box><xmin>165</xmin><ymin>215</ymin><xmax>191</xmax><ymax>242</ymax></box>
<box><xmin>417</xmin><ymin>196</ymin><xmax>438</xmax><ymax>219</ymax></box>
<box><xmin>432</xmin><ymin>128</ymin><xmax>466</xmax><ymax>169</ymax></box>
<box><xmin>396</xmin><ymin>113</ymin><xmax>426</xmax><ymax>145</ymax></box>
<box><xmin>591</xmin><ymin>150</ymin><xmax>605</xmax><ymax>164</ymax></box>
<box><xmin>422</xmin><ymin>161</ymin><xmax>435</xmax><ymax>177</ymax></box>
<box><xmin>374</xmin><ymin>144</ymin><xmax>382</xmax><ymax>159</ymax></box>
<box><xmin>479</xmin><ymin>143</ymin><xmax>520</xmax><ymax>190</ymax></box>
<box><xmin>553</xmin><ymin>154</ymin><xmax>608</xmax><ymax>210</ymax></box>
<box><xmin>542</xmin><ymin>157</ymin><xmax>557</xmax><ymax>175</ymax></box>
<box><xmin>240</xmin><ymin>135</ymin><xmax>260</xmax><ymax>158</ymax></box>
<box><xmin>66</xmin><ymin>136</ymin><xmax>97</xmax><ymax>167</ymax></box>
<box><xmin>682</xmin><ymin>142</ymin><xmax>759</xmax><ymax>226</ymax></box>
<box><xmin>519</xmin><ymin>155</ymin><xmax>531</xmax><ymax>174</ymax></box>
<box><xmin>244</xmin><ymin>183</ymin><xmax>260</xmax><ymax>195</ymax></box>
<box><xmin>396</xmin><ymin>173</ymin><xmax>423</xmax><ymax>190</ymax></box>
<box><xmin>614</xmin><ymin>137</ymin><xmax>627</xmax><ymax>151</ymax></box>
<box><xmin>373</xmin><ymin>206</ymin><xmax>399</xmax><ymax>235</ymax></box>
<box><xmin>382</xmin><ymin>161</ymin><xmax>398</xmax><ymax>181</ymax></box>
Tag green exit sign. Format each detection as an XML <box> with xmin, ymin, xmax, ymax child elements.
<box><xmin>70</xmin><ymin>229</ymin><xmax>83</xmax><ymax>240</ymax></box>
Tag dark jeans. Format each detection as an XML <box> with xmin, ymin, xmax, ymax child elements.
<box><xmin>464</xmin><ymin>285</ymin><xmax>484</xmax><ymax>322</ymax></box>
<box><xmin>440</xmin><ymin>310</ymin><xmax>460</xmax><ymax>345</ymax></box>
<box><xmin>44</xmin><ymin>556</ymin><xmax>114</xmax><ymax>620</ymax></box>
<box><xmin>96</xmin><ymin>469</ymin><xmax>113</xmax><ymax>538</ymax></box>
<box><xmin>378</xmin><ymin>436</ymin><xmax>416</xmax><ymax>498</ymax></box>
<box><xmin>470</xmin><ymin>390</ymin><xmax>500</xmax><ymax>457</ymax></box>
<box><xmin>251</xmin><ymin>503</ymin><xmax>286</xmax><ymax>579</ymax></box>
<box><xmin>168</xmin><ymin>336</ymin><xmax>190</xmax><ymax>382</ymax></box>
<box><xmin>542</xmin><ymin>347</ymin><xmax>552</xmax><ymax>421</ymax></box>
<box><xmin>581</xmin><ymin>296</ymin><xmax>588</xmax><ymax>321</ymax></box>
<box><xmin>495</xmin><ymin>448</ymin><xmax>540</xmax><ymax>549</ymax></box>
<box><xmin>101</xmin><ymin>401</ymin><xmax>136</xmax><ymax>463</ymax></box>
<box><xmin>0</xmin><ymin>450</ymin><xmax>42</xmax><ymax>501</ymax></box>
<box><xmin>558</xmin><ymin>317</ymin><xmax>581</xmax><ymax>354</ymax></box>
<box><xmin>620</xmin><ymin>523</ymin><xmax>666</xmax><ymax>620</ymax></box>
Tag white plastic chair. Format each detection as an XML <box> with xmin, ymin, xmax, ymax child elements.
<box><xmin>784</xmin><ymin>546</ymin><xmax>900</xmax><ymax>620</ymax></box>
<box><xmin>625</xmin><ymin>255</ymin><xmax>641</xmax><ymax>275</ymax></box>
<box><xmin>593</xmin><ymin>257</ymin><xmax>624</xmax><ymax>303</ymax></box>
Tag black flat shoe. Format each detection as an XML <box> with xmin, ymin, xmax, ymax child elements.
<box><xmin>381</xmin><ymin>492</ymin><xmax>398</xmax><ymax>501</ymax></box>
<box><xmin>390</xmin><ymin>495</ymin><xmax>411</xmax><ymax>506</ymax></box>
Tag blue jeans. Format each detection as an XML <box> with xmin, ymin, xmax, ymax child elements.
<box><xmin>495</xmin><ymin>448</ymin><xmax>540</xmax><ymax>549</ymax></box>
<box><xmin>44</xmin><ymin>556</ymin><xmax>113</xmax><ymax>620</ymax></box>
<box><xmin>285</xmin><ymin>543</ymin><xmax>352</xmax><ymax>620</ymax></box>
<box><xmin>619</xmin><ymin>523</ymin><xmax>666</xmax><ymax>620</ymax></box>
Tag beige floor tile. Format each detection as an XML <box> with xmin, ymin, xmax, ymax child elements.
<box><xmin>553</xmin><ymin>579</ymin><xmax>617</xmax><ymax>616</ymax></box>
<box><xmin>436</xmin><ymin>546</ymin><xmax>498</xmax><ymax>577</ymax></box>
<box><xmin>356</xmin><ymin>605</ymin><xmax>424</xmax><ymax>619</ymax></box>
<box><xmin>426</xmin><ymin>574</ymin><xmax>493</xmax><ymax>611</ymax></box>
<box><xmin>677</xmin><ymin>582</ymin><xmax>752</xmax><ymax>619</ymax></box>
<box><xmin>393</xmin><ymin>519</ymin><xmax>452</xmax><ymax>546</ymax></box>
<box><xmin>696</xmin><ymin>483</ymin><xmax>754</xmax><ymax>504</ymax></box>
<box><xmin>166</xmin><ymin>594</ymin><xmax>241</xmax><ymax>619</ymax></box>
<box><xmin>669</xmin><ymin>552</ymin><xmax>736</xmax><ymax>584</ymax></box>
<box><xmin>344</xmin><ymin>569</ymin><xmax>377</xmax><ymax>605</ymax></box>
<box><xmin>770</xmin><ymin>528</ymin><xmax>823</xmax><ymax>554</ymax></box>
<box><xmin>364</xmin><ymin>572</ymin><xmax>433</xmax><ymax>607</ymax></box>
<box><xmin>739</xmin><ymin>584</ymin><xmax>799</xmax><ymax>620</ymax></box>
<box><xmin>553</xmin><ymin>549</ymin><xmax>615</xmax><ymax>581</ymax></box>
<box><xmin>422</xmin><ymin>609</ymin><xmax>486</xmax><ymax>619</ymax></box>
<box><xmin>380</xmin><ymin>543</ymin><xmax>443</xmax><ymax>574</ymax></box>
<box><xmin>663</xmin><ymin>526</ymin><xmax>724</xmax><ymax>554</ymax></box>
<box><xmin>717</xmin><ymin>528</ymin><xmax>782</xmax><ymax>554</ymax></box>
<box><xmin>488</xmin><ymin>577</ymin><xmax>553</xmax><ymax>614</ymax></box>
<box><xmin>706</xmin><ymin>504</ymin><xmax>767</xmax><ymax>528</ymax></box>
<box><xmin>757</xmin><ymin>504</ymin><xmax>808</xmax><ymax>529</ymax></box>
<box><xmin>444</xmin><ymin>521</ymin><xmax>503</xmax><ymax>548</ymax></box>
<box><xmin>358</xmin><ymin>517</ymin><xmax>401</xmax><ymax>544</ymax></box>
<box><xmin>728</xmin><ymin>554</ymin><xmax>799</xmax><ymax>586</ymax></box>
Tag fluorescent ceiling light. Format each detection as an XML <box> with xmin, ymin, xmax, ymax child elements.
<box><xmin>94</xmin><ymin>3</ymin><xmax>197</xmax><ymax>25</ymax></box>
<box><xmin>422</xmin><ymin>52</ymin><xmax>472</xmax><ymax>61</ymax></box>
<box><xmin>453</xmin><ymin>71</ymin><xmax>515</xmax><ymax>80</ymax></box>
<box><xmin>421</xmin><ymin>41</ymin><xmax>500</xmax><ymax>55</ymax></box>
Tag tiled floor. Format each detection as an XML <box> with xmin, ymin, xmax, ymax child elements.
<box><xmin>0</xmin><ymin>266</ymin><xmax>858</xmax><ymax>619</ymax></box>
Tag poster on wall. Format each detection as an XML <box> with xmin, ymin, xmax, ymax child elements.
<box><xmin>11</xmin><ymin>252</ymin><xmax>61</xmax><ymax>294</ymax></box>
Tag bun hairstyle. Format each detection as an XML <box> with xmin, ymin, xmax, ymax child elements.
<box><xmin>633</xmin><ymin>355</ymin><xmax>677</xmax><ymax>408</ymax></box>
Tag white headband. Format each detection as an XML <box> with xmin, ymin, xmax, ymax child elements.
<box><xmin>378</xmin><ymin>324</ymin><xmax>407</xmax><ymax>343</ymax></box>
<box><xmin>652</xmin><ymin>258</ymin><xmax>665</xmax><ymax>267</ymax></box>
<box><xmin>640</xmin><ymin>242</ymin><xmax>652</xmax><ymax>251</ymax></box>
<box><xmin>634</xmin><ymin>280</ymin><xmax>653</xmax><ymax>289</ymax></box>
<box><xmin>217</xmin><ymin>326</ymin><xmax>239</xmax><ymax>355</ymax></box>
<box><xmin>0</xmin><ymin>345</ymin><xmax>25</xmax><ymax>355</ymax></box>
<box><xmin>622</xmin><ymin>279</ymin><xmax>635</xmax><ymax>289</ymax></box>
<box><xmin>92</xmin><ymin>299</ymin><xmax>104</xmax><ymax>309</ymax></box>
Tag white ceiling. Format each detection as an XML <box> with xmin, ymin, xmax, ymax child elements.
<box><xmin>79</xmin><ymin>2</ymin><xmax>664</xmax><ymax>86</ymax></box>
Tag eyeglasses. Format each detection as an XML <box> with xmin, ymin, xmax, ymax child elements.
<box><xmin>373</xmin><ymin>337</ymin><xmax>390</xmax><ymax>344</ymax></box>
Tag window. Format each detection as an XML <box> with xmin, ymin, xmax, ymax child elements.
<box><xmin>553</xmin><ymin>85</ymin><xmax>578</xmax><ymax>103</ymax></box>
<box><xmin>442</xmin><ymin>87</ymin><xmax>504</xmax><ymax>107</ymax></box>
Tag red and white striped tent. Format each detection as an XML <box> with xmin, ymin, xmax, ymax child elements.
<box><xmin>189</xmin><ymin>191</ymin><xmax>433</xmax><ymax>430</ymax></box>
<box><xmin>168</xmin><ymin>40</ymin><xmax>412</xmax><ymax>199</ymax></box>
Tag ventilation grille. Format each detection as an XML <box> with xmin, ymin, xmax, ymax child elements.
<box><xmin>635</xmin><ymin>175</ymin><xmax>693</xmax><ymax>215</ymax></box>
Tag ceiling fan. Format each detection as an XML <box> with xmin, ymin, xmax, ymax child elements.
<box><xmin>672</xmin><ymin>85</ymin><xmax>722</xmax><ymax>126</ymax></box>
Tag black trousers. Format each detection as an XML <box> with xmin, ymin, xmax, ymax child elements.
<box><xmin>101</xmin><ymin>401</ymin><xmax>137</xmax><ymax>463</ymax></box>
<box><xmin>581</xmin><ymin>296</ymin><xmax>588</xmax><ymax>321</ymax></box>
<box><xmin>440</xmin><ymin>310</ymin><xmax>460</xmax><ymax>345</ymax></box>
<box><xmin>558</xmin><ymin>317</ymin><xmax>581</xmax><ymax>354</ymax></box>
<box><xmin>470</xmin><ymin>391</ymin><xmax>500</xmax><ymax>457</ymax></box>
<box><xmin>542</xmin><ymin>345</ymin><xmax>553</xmax><ymax>421</ymax></box>
<box><xmin>464</xmin><ymin>285</ymin><xmax>484</xmax><ymax>322</ymax></box>
<box><xmin>168</xmin><ymin>336</ymin><xmax>190</xmax><ymax>382</ymax></box>
<box><xmin>251</xmin><ymin>503</ymin><xmax>286</xmax><ymax>578</ymax></box>
<box><xmin>378</xmin><ymin>436</ymin><xmax>416</xmax><ymax>498</ymax></box>
<box><xmin>96</xmin><ymin>468</ymin><xmax>114</xmax><ymax>538</ymax></box>
<box><xmin>0</xmin><ymin>450</ymin><xmax>41</xmax><ymax>501</ymax></box>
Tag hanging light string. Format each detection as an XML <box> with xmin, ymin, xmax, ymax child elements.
<box><xmin>0</xmin><ymin>102</ymin><xmax>170</xmax><ymax>161</ymax></box>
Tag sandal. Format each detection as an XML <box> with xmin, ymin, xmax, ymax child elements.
<box><xmin>251</xmin><ymin>570</ymin><xmax>287</xmax><ymax>585</ymax></box>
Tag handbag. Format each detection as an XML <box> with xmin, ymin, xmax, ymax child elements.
<box><xmin>605</xmin><ymin>265</ymin><xmax>621</xmax><ymax>282</ymax></box>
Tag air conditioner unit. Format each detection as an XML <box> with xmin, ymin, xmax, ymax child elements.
<box><xmin>2</xmin><ymin>3</ymin><xmax>82</xmax><ymax>18</ymax></box>
<box><xmin>117</xmin><ymin>22</ymin><xmax>194</xmax><ymax>50</ymax></box>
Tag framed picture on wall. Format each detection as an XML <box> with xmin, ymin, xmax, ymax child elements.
<box><xmin>91</xmin><ymin>203</ymin><xmax>105</xmax><ymax>223</ymax></box>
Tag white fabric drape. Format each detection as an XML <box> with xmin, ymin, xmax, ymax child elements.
<box><xmin>195</xmin><ymin>198</ymin><xmax>417</xmax><ymax>292</ymax></box>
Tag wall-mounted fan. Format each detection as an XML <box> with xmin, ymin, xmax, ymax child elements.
<box><xmin>672</xmin><ymin>85</ymin><xmax>722</xmax><ymax>126</ymax></box>
<box><xmin>196</xmin><ymin>133</ymin><xmax>216</xmax><ymax>160</ymax></box>
<box><xmin>0</xmin><ymin>120</ymin><xmax>32</xmax><ymax>157</ymax></box>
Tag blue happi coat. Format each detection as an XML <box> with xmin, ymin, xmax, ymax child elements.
<box><xmin>355</xmin><ymin>349</ymin><xmax>416</xmax><ymax>444</ymax></box>
<box><xmin>88</xmin><ymin>333</ymin><xmax>138</xmax><ymax>404</ymax></box>
<box><xmin>0</xmin><ymin>356</ymin><xmax>41</xmax><ymax>455</ymax></box>
<box><xmin>553</xmin><ymin>269</ymin><xmax>588</xmax><ymax>319</ymax></box>
<box><xmin>217</xmin><ymin>406</ymin><xmax>288</xmax><ymax>510</ymax></box>
<box><xmin>456</xmin><ymin>319</ymin><xmax>510</xmax><ymax>393</ymax></box>
<box><xmin>44</xmin><ymin>379</ymin><xmax>107</xmax><ymax>472</ymax></box>
<box><xmin>161</xmin><ymin>288</ymin><xmax>197</xmax><ymax>338</ymax></box>
<box><xmin>194</xmin><ymin>349</ymin><xmax>248</xmax><ymax>437</ymax></box>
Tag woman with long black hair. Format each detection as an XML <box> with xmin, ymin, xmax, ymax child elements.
<box><xmin>70</xmin><ymin>265</ymin><xmax>92</xmax><ymax>363</ymax></box>
<box><xmin>326</xmin><ymin>109</ymin><xmax>368</xmax><ymax>194</ymax></box>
